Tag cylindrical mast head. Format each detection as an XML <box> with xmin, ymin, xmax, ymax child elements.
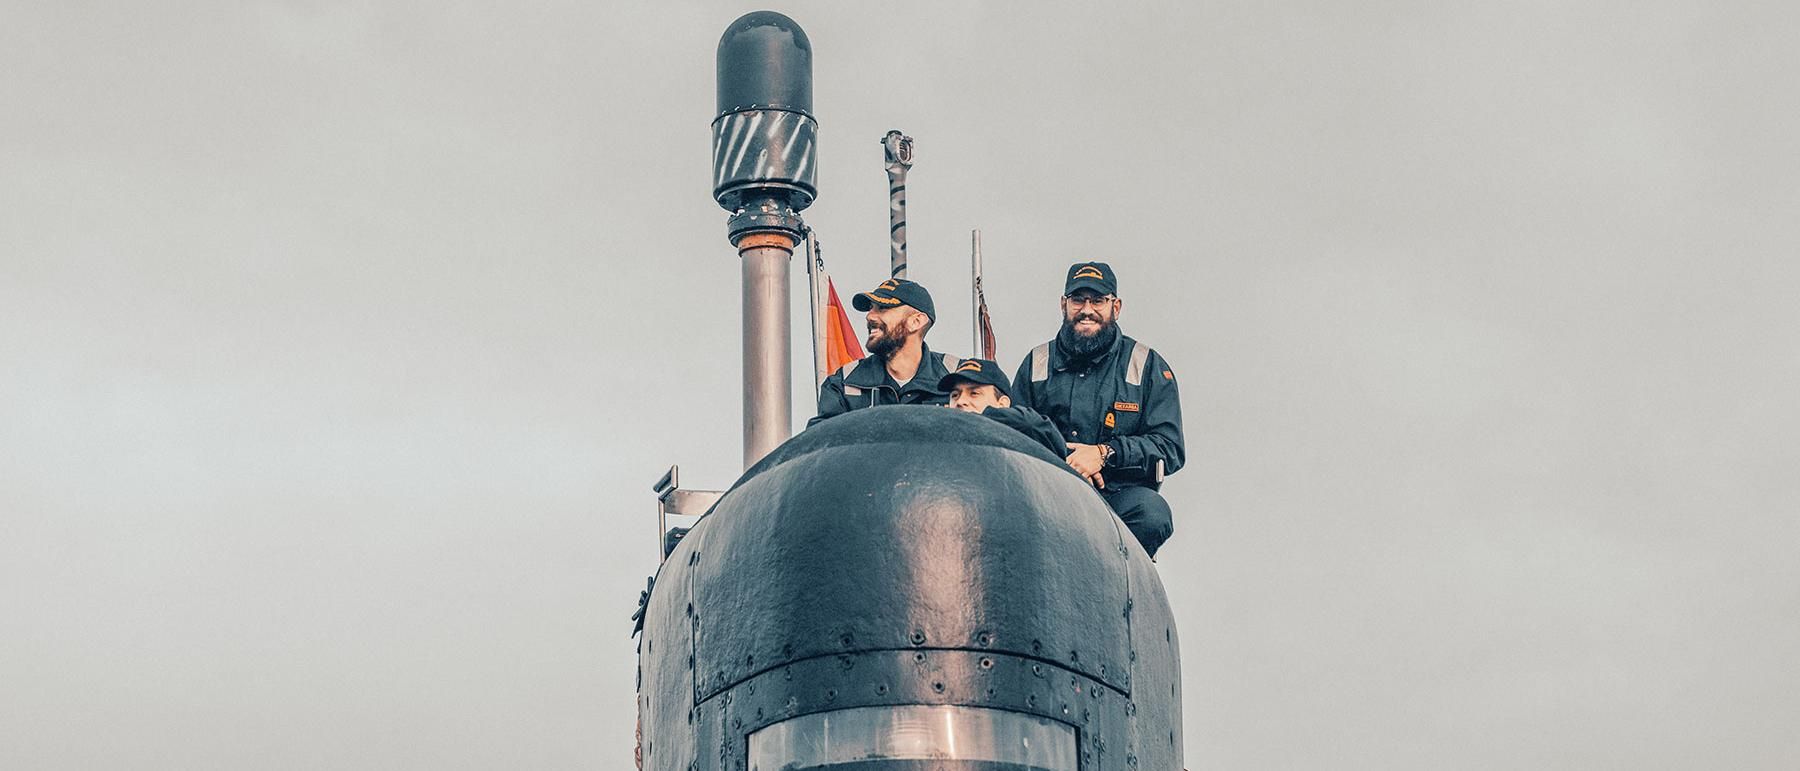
<box><xmin>712</xmin><ymin>11</ymin><xmax>816</xmax><ymax>244</ymax></box>
<box><xmin>713</xmin><ymin>12</ymin><xmax>811</xmax><ymax>468</ymax></box>
<box><xmin>716</xmin><ymin>11</ymin><xmax>812</xmax><ymax>118</ymax></box>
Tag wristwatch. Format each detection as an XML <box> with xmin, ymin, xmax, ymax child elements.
<box><xmin>1098</xmin><ymin>442</ymin><xmax>1115</xmax><ymax>466</ymax></box>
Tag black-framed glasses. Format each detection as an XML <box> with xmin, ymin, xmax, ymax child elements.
<box><xmin>1062</xmin><ymin>294</ymin><xmax>1116</xmax><ymax>308</ymax></box>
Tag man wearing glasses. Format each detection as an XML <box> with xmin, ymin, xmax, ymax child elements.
<box><xmin>1011</xmin><ymin>262</ymin><xmax>1186</xmax><ymax>558</ymax></box>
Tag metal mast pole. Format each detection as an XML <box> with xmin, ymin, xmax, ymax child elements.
<box><xmin>805</xmin><ymin>228</ymin><xmax>829</xmax><ymax>389</ymax></box>
<box><xmin>883</xmin><ymin>130</ymin><xmax>913</xmax><ymax>279</ymax></box>
<box><xmin>739</xmin><ymin>232</ymin><xmax>792</xmax><ymax>465</ymax></box>
<box><xmin>971</xmin><ymin>229</ymin><xmax>982</xmax><ymax>355</ymax></box>
<box><xmin>713</xmin><ymin>12</ymin><xmax>817</xmax><ymax>468</ymax></box>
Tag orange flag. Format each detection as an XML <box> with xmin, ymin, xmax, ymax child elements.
<box><xmin>823</xmin><ymin>278</ymin><xmax>864</xmax><ymax>371</ymax></box>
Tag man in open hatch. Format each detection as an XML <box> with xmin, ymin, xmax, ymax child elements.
<box><xmin>809</xmin><ymin>278</ymin><xmax>960</xmax><ymax>426</ymax></box>
<box><xmin>937</xmin><ymin>358</ymin><xmax>1067</xmax><ymax>458</ymax></box>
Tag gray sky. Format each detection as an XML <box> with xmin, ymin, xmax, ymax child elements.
<box><xmin>3</xmin><ymin>1</ymin><xmax>1796</xmax><ymax>768</ymax></box>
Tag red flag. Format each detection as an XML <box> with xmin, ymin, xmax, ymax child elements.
<box><xmin>977</xmin><ymin>294</ymin><xmax>997</xmax><ymax>360</ymax></box>
<box><xmin>823</xmin><ymin>278</ymin><xmax>864</xmax><ymax>371</ymax></box>
<box><xmin>974</xmin><ymin>274</ymin><xmax>997</xmax><ymax>360</ymax></box>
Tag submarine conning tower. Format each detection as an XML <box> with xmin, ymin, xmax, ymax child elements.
<box><xmin>638</xmin><ymin>407</ymin><xmax>1182</xmax><ymax>771</ymax></box>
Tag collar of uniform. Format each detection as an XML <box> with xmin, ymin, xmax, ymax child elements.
<box><xmin>844</xmin><ymin>353</ymin><xmax>890</xmax><ymax>388</ymax></box>
<box><xmin>1051</xmin><ymin>326</ymin><xmax>1127</xmax><ymax>372</ymax></box>
<box><xmin>900</xmin><ymin>345</ymin><xmax>953</xmax><ymax>396</ymax></box>
<box><xmin>845</xmin><ymin>344</ymin><xmax>949</xmax><ymax>390</ymax></box>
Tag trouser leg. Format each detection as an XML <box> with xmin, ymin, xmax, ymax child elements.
<box><xmin>1101</xmin><ymin>486</ymin><xmax>1173</xmax><ymax>558</ymax></box>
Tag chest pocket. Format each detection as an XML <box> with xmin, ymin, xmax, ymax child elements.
<box><xmin>837</xmin><ymin>361</ymin><xmax>877</xmax><ymax>407</ymax></box>
<box><xmin>1107</xmin><ymin>398</ymin><xmax>1144</xmax><ymax>434</ymax></box>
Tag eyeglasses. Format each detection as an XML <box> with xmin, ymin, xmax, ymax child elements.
<box><xmin>1062</xmin><ymin>294</ymin><xmax>1116</xmax><ymax>308</ymax></box>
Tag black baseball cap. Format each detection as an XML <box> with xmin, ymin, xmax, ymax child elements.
<box><xmin>1064</xmin><ymin>261</ymin><xmax>1117</xmax><ymax>296</ymax></box>
<box><xmin>936</xmin><ymin>358</ymin><xmax>1013</xmax><ymax>400</ymax></box>
<box><xmin>852</xmin><ymin>278</ymin><xmax>936</xmax><ymax>322</ymax></box>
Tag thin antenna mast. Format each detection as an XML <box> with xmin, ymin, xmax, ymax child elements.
<box><xmin>883</xmin><ymin>130</ymin><xmax>913</xmax><ymax>278</ymax></box>
<box><xmin>971</xmin><ymin>230</ymin><xmax>982</xmax><ymax>354</ymax></box>
<box><xmin>805</xmin><ymin>228</ymin><xmax>829</xmax><ymax>388</ymax></box>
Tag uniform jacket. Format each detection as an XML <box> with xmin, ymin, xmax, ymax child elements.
<box><xmin>809</xmin><ymin>345</ymin><xmax>960</xmax><ymax>427</ymax></box>
<box><xmin>1011</xmin><ymin>328</ymin><xmax>1185</xmax><ymax>489</ymax></box>
<box><xmin>979</xmin><ymin>405</ymin><xmax>1070</xmax><ymax>459</ymax></box>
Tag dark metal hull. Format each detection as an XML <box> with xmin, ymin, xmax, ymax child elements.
<box><xmin>638</xmin><ymin>407</ymin><xmax>1181</xmax><ymax>770</ymax></box>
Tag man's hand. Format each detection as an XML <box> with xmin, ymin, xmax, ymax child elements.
<box><xmin>1066</xmin><ymin>443</ymin><xmax>1106</xmax><ymax>489</ymax></box>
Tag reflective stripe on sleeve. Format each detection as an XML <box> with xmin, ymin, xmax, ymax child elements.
<box><xmin>1124</xmin><ymin>342</ymin><xmax>1149</xmax><ymax>386</ymax></box>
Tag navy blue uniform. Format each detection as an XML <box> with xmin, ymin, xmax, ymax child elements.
<box><xmin>1012</xmin><ymin>329</ymin><xmax>1185</xmax><ymax>556</ymax></box>
<box><xmin>809</xmin><ymin>346</ymin><xmax>960</xmax><ymax>427</ymax></box>
<box><xmin>978</xmin><ymin>405</ymin><xmax>1070</xmax><ymax>459</ymax></box>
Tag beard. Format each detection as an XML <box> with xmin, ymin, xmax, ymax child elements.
<box><xmin>1056</xmin><ymin>312</ymin><xmax>1119</xmax><ymax>359</ymax></box>
<box><xmin>868</xmin><ymin>320</ymin><xmax>906</xmax><ymax>358</ymax></box>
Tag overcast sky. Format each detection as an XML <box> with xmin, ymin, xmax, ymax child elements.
<box><xmin>3</xmin><ymin>1</ymin><xmax>1797</xmax><ymax>769</ymax></box>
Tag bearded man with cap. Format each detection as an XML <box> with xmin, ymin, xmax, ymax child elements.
<box><xmin>936</xmin><ymin>358</ymin><xmax>1067</xmax><ymax>457</ymax></box>
<box><xmin>1011</xmin><ymin>262</ymin><xmax>1187</xmax><ymax>558</ymax></box>
<box><xmin>808</xmin><ymin>278</ymin><xmax>961</xmax><ymax>427</ymax></box>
